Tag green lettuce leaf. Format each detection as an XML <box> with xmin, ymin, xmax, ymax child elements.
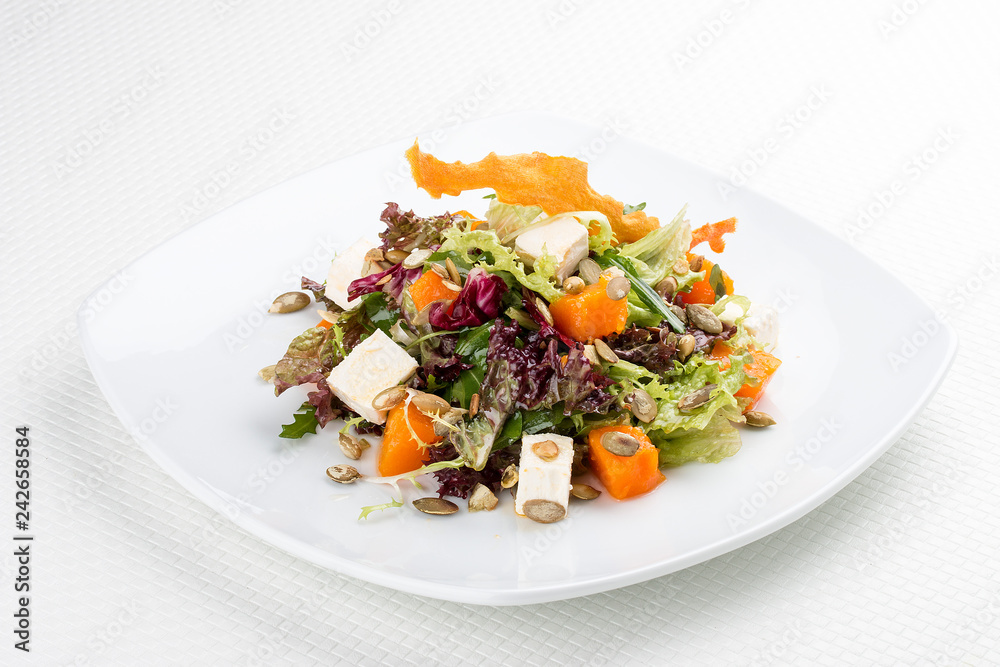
<box><xmin>438</xmin><ymin>228</ymin><xmax>563</xmax><ymax>302</ymax></box>
<box><xmin>651</xmin><ymin>407</ymin><xmax>743</xmax><ymax>466</ymax></box>
<box><xmin>484</xmin><ymin>199</ymin><xmax>543</xmax><ymax>237</ymax></box>
<box><xmin>616</xmin><ymin>205</ymin><xmax>690</xmax><ymax>286</ymax></box>
<box><xmin>610</xmin><ymin>347</ymin><xmax>750</xmax><ymax>438</ymax></box>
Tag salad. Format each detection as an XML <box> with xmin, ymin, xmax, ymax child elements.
<box><xmin>263</xmin><ymin>143</ymin><xmax>781</xmax><ymax>523</ymax></box>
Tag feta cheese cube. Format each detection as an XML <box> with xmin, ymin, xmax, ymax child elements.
<box><xmin>514</xmin><ymin>215</ymin><xmax>590</xmax><ymax>283</ymax></box>
<box><xmin>718</xmin><ymin>301</ymin><xmax>747</xmax><ymax>327</ymax></box>
<box><xmin>514</xmin><ymin>433</ymin><xmax>574</xmax><ymax>519</ymax></box>
<box><xmin>744</xmin><ymin>304</ymin><xmax>779</xmax><ymax>351</ymax></box>
<box><xmin>326</xmin><ymin>329</ymin><xmax>417</xmax><ymax>424</ymax></box>
<box><xmin>324</xmin><ymin>236</ymin><xmax>379</xmax><ymax>310</ymax></box>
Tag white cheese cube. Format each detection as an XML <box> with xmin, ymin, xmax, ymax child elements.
<box><xmin>514</xmin><ymin>433</ymin><xmax>574</xmax><ymax>517</ymax></box>
<box><xmin>514</xmin><ymin>215</ymin><xmax>590</xmax><ymax>283</ymax></box>
<box><xmin>326</xmin><ymin>329</ymin><xmax>417</xmax><ymax>424</ymax></box>
<box><xmin>718</xmin><ymin>301</ymin><xmax>746</xmax><ymax>327</ymax></box>
<box><xmin>744</xmin><ymin>304</ymin><xmax>779</xmax><ymax>351</ymax></box>
<box><xmin>324</xmin><ymin>236</ymin><xmax>379</xmax><ymax>310</ymax></box>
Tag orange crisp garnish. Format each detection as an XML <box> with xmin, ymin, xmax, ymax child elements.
<box><xmin>690</xmin><ymin>217</ymin><xmax>737</xmax><ymax>253</ymax></box>
<box><xmin>405</xmin><ymin>142</ymin><xmax>659</xmax><ymax>243</ymax></box>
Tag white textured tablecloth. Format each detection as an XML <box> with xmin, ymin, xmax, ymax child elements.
<box><xmin>3</xmin><ymin>1</ymin><xmax>998</xmax><ymax>664</ymax></box>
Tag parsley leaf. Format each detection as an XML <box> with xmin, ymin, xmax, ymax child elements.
<box><xmin>279</xmin><ymin>402</ymin><xmax>320</xmax><ymax>439</ymax></box>
<box><xmin>623</xmin><ymin>202</ymin><xmax>646</xmax><ymax>215</ymax></box>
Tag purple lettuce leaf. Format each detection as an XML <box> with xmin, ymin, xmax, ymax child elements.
<box><xmin>378</xmin><ymin>202</ymin><xmax>459</xmax><ymax>253</ymax></box>
<box><xmin>444</xmin><ymin>318</ymin><xmax>615</xmax><ymax>469</ymax></box>
<box><xmin>347</xmin><ymin>262</ymin><xmax>422</xmax><ymax>310</ymax></box>
<box><xmin>520</xmin><ymin>288</ymin><xmax>576</xmax><ymax>347</ymax></box>
<box><xmin>300</xmin><ymin>276</ymin><xmax>335</xmax><ymax>310</ymax></box>
<box><xmin>273</xmin><ymin>326</ymin><xmax>343</xmax><ymax>395</ymax></box>
<box><xmin>424</xmin><ymin>441</ymin><xmax>519</xmax><ymax>499</ymax></box>
<box><xmin>427</xmin><ymin>268</ymin><xmax>508</xmax><ymax>330</ymax></box>
<box><xmin>413</xmin><ymin>332</ymin><xmax>473</xmax><ymax>388</ymax></box>
<box><xmin>297</xmin><ymin>371</ymin><xmax>348</xmax><ymax>427</ymax></box>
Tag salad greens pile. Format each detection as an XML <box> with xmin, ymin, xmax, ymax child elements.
<box><xmin>264</xmin><ymin>146</ymin><xmax>780</xmax><ymax>515</ymax></box>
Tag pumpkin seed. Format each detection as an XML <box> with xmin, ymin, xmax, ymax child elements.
<box><xmin>523</xmin><ymin>499</ymin><xmax>566</xmax><ymax>524</ymax></box>
<box><xmin>372</xmin><ymin>385</ymin><xmax>408</xmax><ymax>412</ymax></box>
<box><xmin>445</xmin><ymin>257</ymin><xmax>462</xmax><ymax>285</ymax></box>
<box><xmin>412</xmin><ymin>497</ymin><xmax>459</xmax><ymax>515</ymax></box>
<box><xmin>468</xmin><ymin>484</ymin><xmax>499</xmax><ymax>512</ymax></box>
<box><xmin>570</xmin><ymin>483</ymin><xmax>601</xmax><ymax>500</ymax></box>
<box><xmin>375</xmin><ymin>274</ymin><xmax>392</xmax><ymax>287</ymax></box>
<box><xmin>317</xmin><ymin>310</ymin><xmax>340</xmax><ymax>325</ymax></box>
<box><xmin>606</xmin><ymin>276</ymin><xmax>631</xmax><ymax>301</ymax></box>
<box><xmin>326</xmin><ymin>464</ymin><xmax>360</xmax><ymax>484</ymax></box>
<box><xmin>594</xmin><ymin>339</ymin><xmax>619</xmax><ymax>364</ymax></box>
<box><xmin>600</xmin><ymin>431</ymin><xmax>640</xmax><ymax>457</ymax></box>
<box><xmin>500</xmin><ymin>464</ymin><xmax>519</xmax><ymax>489</ymax></box>
<box><xmin>601</xmin><ymin>267</ymin><xmax>625</xmax><ymax>280</ymax></box>
<box><xmin>532</xmin><ymin>440</ymin><xmax>559</xmax><ymax>462</ymax></box>
<box><xmin>677</xmin><ymin>384</ymin><xmax>717</xmax><ymax>411</ymax></box>
<box><xmin>670</xmin><ymin>304</ymin><xmax>687</xmax><ymax>325</ymax></box>
<box><xmin>688</xmin><ymin>254</ymin><xmax>704</xmax><ymax>272</ymax></box>
<box><xmin>411</xmin><ymin>391</ymin><xmax>451</xmax><ymax>416</ymax></box>
<box><xmin>469</xmin><ymin>393</ymin><xmax>480</xmax><ymax>417</ymax></box>
<box><xmin>535</xmin><ymin>299</ymin><xmax>555</xmax><ymax>326</ymax></box>
<box><xmin>629</xmin><ymin>388</ymin><xmax>658</xmax><ymax>423</ymax></box>
<box><xmin>413</xmin><ymin>300</ymin><xmax>451</xmax><ymax>326</ymax></box>
<box><xmin>269</xmin><ymin>292</ymin><xmax>310</xmax><ymax>314</ymax></box>
<box><xmin>385</xmin><ymin>249</ymin><xmax>410</xmax><ymax>264</ymax></box>
<box><xmin>655</xmin><ymin>276</ymin><xmax>678</xmax><ymax>299</ymax></box>
<box><xmin>402</xmin><ymin>248</ymin><xmax>432</xmax><ymax>269</ymax></box>
<box><xmin>744</xmin><ymin>410</ymin><xmax>776</xmax><ymax>427</ymax></box>
<box><xmin>659</xmin><ymin>330</ymin><xmax>678</xmax><ymax>347</ymax></box>
<box><xmin>563</xmin><ymin>276</ymin><xmax>585</xmax><ymax>294</ymax></box>
<box><xmin>441</xmin><ymin>279</ymin><xmax>463</xmax><ymax>292</ymax></box>
<box><xmin>686</xmin><ymin>304</ymin><xmax>723</xmax><ymax>334</ymax></box>
<box><xmin>507</xmin><ymin>307</ymin><xmax>540</xmax><ymax>331</ymax></box>
<box><xmin>672</xmin><ymin>257</ymin><xmax>690</xmax><ymax>274</ymax></box>
<box><xmin>430</xmin><ymin>263</ymin><xmax>449</xmax><ymax>278</ymax></box>
<box><xmin>338</xmin><ymin>433</ymin><xmax>365</xmax><ymax>460</ymax></box>
<box><xmin>677</xmin><ymin>334</ymin><xmax>696</xmax><ymax>361</ymax></box>
<box><xmin>432</xmin><ymin>408</ymin><xmax>466</xmax><ymax>437</ymax></box>
<box><xmin>583</xmin><ymin>344</ymin><xmax>600</xmax><ymax>366</ymax></box>
<box><xmin>257</xmin><ymin>365</ymin><xmax>276</xmax><ymax>383</ymax></box>
<box><xmin>577</xmin><ymin>258</ymin><xmax>601</xmax><ymax>285</ymax></box>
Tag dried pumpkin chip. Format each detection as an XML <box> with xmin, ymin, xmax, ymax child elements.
<box><xmin>405</xmin><ymin>142</ymin><xmax>659</xmax><ymax>243</ymax></box>
<box><xmin>690</xmin><ymin>217</ymin><xmax>737</xmax><ymax>253</ymax></box>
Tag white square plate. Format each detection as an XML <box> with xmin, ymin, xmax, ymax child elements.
<box><xmin>79</xmin><ymin>112</ymin><xmax>957</xmax><ymax>605</ymax></box>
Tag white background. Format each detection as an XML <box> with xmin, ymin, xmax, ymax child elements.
<box><xmin>2</xmin><ymin>1</ymin><xmax>999</xmax><ymax>665</ymax></box>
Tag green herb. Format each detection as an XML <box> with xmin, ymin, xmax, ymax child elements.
<box><xmin>338</xmin><ymin>415</ymin><xmax>366</xmax><ymax>436</ymax></box>
<box><xmin>363</xmin><ymin>293</ymin><xmax>400</xmax><ymax>335</ymax></box>
<box><xmin>623</xmin><ymin>202</ymin><xmax>646</xmax><ymax>215</ymax></box>
<box><xmin>482</xmin><ymin>193</ymin><xmax>497</xmax><ymax>199</ymax></box>
<box><xmin>594</xmin><ymin>253</ymin><xmax>686</xmax><ymax>333</ymax></box>
<box><xmin>358</xmin><ymin>498</ymin><xmax>403</xmax><ymax>520</ymax></box>
<box><xmin>279</xmin><ymin>402</ymin><xmax>319</xmax><ymax>439</ymax></box>
<box><xmin>709</xmin><ymin>263</ymin><xmax>727</xmax><ymax>300</ymax></box>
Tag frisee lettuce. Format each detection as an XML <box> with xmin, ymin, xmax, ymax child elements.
<box><xmin>358</xmin><ymin>498</ymin><xmax>403</xmax><ymax>521</ymax></box>
<box><xmin>438</xmin><ymin>228</ymin><xmax>564</xmax><ymax>302</ymax></box>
